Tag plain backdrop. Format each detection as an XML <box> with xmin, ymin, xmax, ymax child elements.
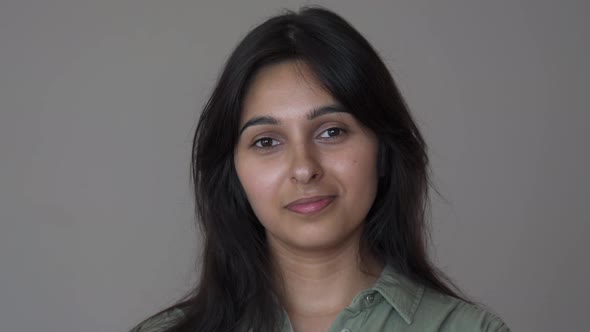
<box><xmin>1</xmin><ymin>0</ymin><xmax>588</xmax><ymax>331</ymax></box>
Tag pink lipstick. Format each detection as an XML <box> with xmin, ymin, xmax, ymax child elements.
<box><xmin>285</xmin><ymin>196</ymin><xmax>335</xmax><ymax>215</ymax></box>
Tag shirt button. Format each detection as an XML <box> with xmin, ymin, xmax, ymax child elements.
<box><xmin>365</xmin><ymin>294</ymin><xmax>375</xmax><ymax>304</ymax></box>
<box><xmin>341</xmin><ymin>329</ymin><xmax>351</xmax><ymax>332</ymax></box>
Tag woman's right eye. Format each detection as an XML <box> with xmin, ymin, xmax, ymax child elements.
<box><xmin>252</xmin><ymin>137</ymin><xmax>280</xmax><ymax>150</ymax></box>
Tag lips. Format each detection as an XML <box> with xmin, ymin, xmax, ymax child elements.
<box><xmin>285</xmin><ymin>195</ymin><xmax>336</xmax><ymax>215</ymax></box>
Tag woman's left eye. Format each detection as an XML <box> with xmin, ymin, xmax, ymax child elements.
<box><xmin>318</xmin><ymin>127</ymin><xmax>345</xmax><ymax>139</ymax></box>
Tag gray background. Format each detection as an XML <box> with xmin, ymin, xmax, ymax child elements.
<box><xmin>1</xmin><ymin>0</ymin><xmax>588</xmax><ymax>331</ymax></box>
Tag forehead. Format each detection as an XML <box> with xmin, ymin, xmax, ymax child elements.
<box><xmin>241</xmin><ymin>61</ymin><xmax>336</xmax><ymax>122</ymax></box>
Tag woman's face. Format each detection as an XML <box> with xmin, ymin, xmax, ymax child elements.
<box><xmin>234</xmin><ymin>61</ymin><xmax>379</xmax><ymax>252</ymax></box>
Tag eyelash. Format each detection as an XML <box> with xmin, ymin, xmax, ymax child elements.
<box><xmin>251</xmin><ymin>127</ymin><xmax>347</xmax><ymax>151</ymax></box>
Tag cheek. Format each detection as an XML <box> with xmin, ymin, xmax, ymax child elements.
<box><xmin>235</xmin><ymin>157</ymin><xmax>285</xmax><ymax>215</ymax></box>
<box><xmin>332</xmin><ymin>146</ymin><xmax>379</xmax><ymax>190</ymax></box>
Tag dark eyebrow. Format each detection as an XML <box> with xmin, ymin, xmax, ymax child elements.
<box><xmin>239</xmin><ymin>104</ymin><xmax>348</xmax><ymax>135</ymax></box>
<box><xmin>306</xmin><ymin>104</ymin><xmax>348</xmax><ymax>120</ymax></box>
<box><xmin>238</xmin><ymin>116</ymin><xmax>279</xmax><ymax>136</ymax></box>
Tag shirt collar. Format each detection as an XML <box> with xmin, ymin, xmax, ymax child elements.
<box><xmin>371</xmin><ymin>264</ymin><xmax>425</xmax><ymax>324</ymax></box>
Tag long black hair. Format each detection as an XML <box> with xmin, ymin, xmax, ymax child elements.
<box><xmin>132</xmin><ymin>6</ymin><xmax>466</xmax><ymax>332</ymax></box>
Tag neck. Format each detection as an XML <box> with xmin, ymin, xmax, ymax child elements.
<box><xmin>269</xmin><ymin>232</ymin><xmax>384</xmax><ymax>319</ymax></box>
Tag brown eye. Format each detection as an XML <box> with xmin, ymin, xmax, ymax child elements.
<box><xmin>253</xmin><ymin>137</ymin><xmax>280</xmax><ymax>150</ymax></box>
<box><xmin>318</xmin><ymin>127</ymin><xmax>345</xmax><ymax>138</ymax></box>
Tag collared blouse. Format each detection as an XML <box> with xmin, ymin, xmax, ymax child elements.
<box><xmin>133</xmin><ymin>265</ymin><xmax>510</xmax><ymax>332</ymax></box>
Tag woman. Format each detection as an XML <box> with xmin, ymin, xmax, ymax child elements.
<box><xmin>131</xmin><ymin>6</ymin><xmax>509</xmax><ymax>332</ymax></box>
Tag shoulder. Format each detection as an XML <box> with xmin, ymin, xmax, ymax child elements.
<box><xmin>130</xmin><ymin>308</ymin><xmax>185</xmax><ymax>332</ymax></box>
<box><xmin>374</xmin><ymin>265</ymin><xmax>510</xmax><ymax>331</ymax></box>
<box><xmin>412</xmin><ymin>288</ymin><xmax>510</xmax><ymax>332</ymax></box>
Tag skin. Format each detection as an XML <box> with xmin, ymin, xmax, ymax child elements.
<box><xmin>234</xmin><ymin>60</ymin><xmax>383</xmax><ymax>332</ymax></box>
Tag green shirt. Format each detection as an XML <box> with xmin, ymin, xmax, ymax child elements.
<box><xmin>134</xmin><ymin>265</ymin><xmax>510</xmax><ymax>332</ymax></box>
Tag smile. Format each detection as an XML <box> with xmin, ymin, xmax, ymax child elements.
<box><xmin>285</xmin><ymin>196</ymin><xmax>336</xmax><ymax>215</ymax></box>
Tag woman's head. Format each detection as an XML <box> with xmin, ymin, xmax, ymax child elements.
<box><xmin>194</xmin><ymin>6</ymin><xmax>428</xmax><ymax>266</ymax></box>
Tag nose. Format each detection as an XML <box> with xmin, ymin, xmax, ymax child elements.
<box><xmin>289</xmin><ymin>142</ymin><xmax>323</xmax><ymax>184</ymax></box>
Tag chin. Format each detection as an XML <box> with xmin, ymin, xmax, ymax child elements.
<box><xmin>286</xmin><ymin>229</ymin><xmax>361</xmax><ymax>252</ymax></box>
